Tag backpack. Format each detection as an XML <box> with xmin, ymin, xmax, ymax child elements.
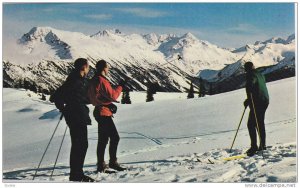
<box><xmin>50</xmin><ymin>83</ymin><xmax>66</xmax><ymax>112</ymax></box>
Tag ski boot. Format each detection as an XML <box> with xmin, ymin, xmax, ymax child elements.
<box><xmin>246</xmin><ymin>146</ymin><xmax>258</xmax><ymax>157</ymax></box>
<box><xmin>97</xmin><ymin>161</ymin><xmax>117</xmax><ymax>174</ymax></box>
<box><xmin>109</xmin><ymin>160</ymin><xmax>127</xmax><ymax>171</ymax></box>
<box><xmin>69</xmin><ymin>175</ymin><xmax>94</xmax><ymax>182</ymax></box>
<box><xmin>97</xmin><ymin>161</ymin><xmax>109</xmax><ymax>173</ymax></box>
<box><xmin>81</xmin><ymin>175</ymin><xmax>95</xmax><ymax>182</ymax></box>
<box><xmin>258</xmin><ymin>145</ymin><xmax>267</xmax><ymax>151</ymax></box>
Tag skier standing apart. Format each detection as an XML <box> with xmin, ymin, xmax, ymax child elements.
<box><xmin>243</xmin><ymin>61</ymin><xmax>269</xmax><ymax>156</ymax></box>
<box><xmin>88</xmin><ymin>60</ymin><xmax>127</xmax><ymax>173</ymax></box>
<box><xmin>52</xmin><ymin>58</ymin><xmax>94</xmax><ymax>182</ymax></box>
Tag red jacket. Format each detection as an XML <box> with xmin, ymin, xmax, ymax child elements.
<box><xmin>88</xmin><ymin>75</ymin><xmax>122</xmax><ymax>116</ymax></box>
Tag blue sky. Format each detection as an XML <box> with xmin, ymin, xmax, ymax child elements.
<box><xmin>2</xmin><ymin>3</ymin><xmax>295</xmax><ymax>48</ymax></box>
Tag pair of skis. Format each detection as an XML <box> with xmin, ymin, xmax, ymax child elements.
<box><xmin>201</xmin><ymin>150</ymin><xmax>264</xmax><ymax>164</ymax></box>
<box><xmin>196</xmin><ymin>154</ymin><xmax>246</xmax><ymax>164</ymax></box>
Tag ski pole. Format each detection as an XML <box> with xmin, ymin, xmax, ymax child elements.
<box><xmin>250</xmin><ymin>93</ymin><xmax>265</xmax><ymax>159</ymax></box>
<box><xmin>50</xmin><ymin>125</ymin><xmax>68</xmax><ymax>179</ymax></box>
<box><xmin>32</xmin><ymin>113</ymin><xmax>63</xmax><ymax>180</ymax></box>
<box><xmin>229</xmin><ymin>106</ymin><xmax>247</xmax><ymax>152</ymax></box>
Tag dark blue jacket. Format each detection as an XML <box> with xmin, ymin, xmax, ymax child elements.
<box><xmin>52</xmin><ymin>71</ymin><xmax>91</xmax><ymax>126</ymax></box>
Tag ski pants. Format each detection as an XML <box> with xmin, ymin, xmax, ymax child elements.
<box><xmin>95</xmin><ymin>115</ymin><xmax>120</xmax><ymax>166</ymax></box>
<box><xmin>247</xmin><ymin>103</ymin><xmax>268</xmax><ymax>148</ymax></box>
<box><xmin>68</xmin><ymin>123</ymin><xmax>88</xmax><ymax>179</ymax></box>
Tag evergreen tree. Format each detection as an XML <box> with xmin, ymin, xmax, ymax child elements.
<box><xmin>187</xmin><ymin>81</ymin><xmax>194</xmax><ymax>99</ymax></box>
<box><xmin>198</xmin><ymin>78</ymin><xmax>205</xmax><ymax>97</ymax></box>
<box><xmin>30</xmin><ymin>83</ymin><xmax>37</xmax><ymax>93</ymax></box>
<box><xmin>146</xmin><ymin>82</ymin><xmax>160</xmax><ymax>102</ymax></box>
<box><xmin>198</xmin><ymin>86</ymin><xmax>201</xmax><ymax>98</ymax></box>
<box><xmin>198</xmin><ymin>79</ymin><xmax>202</xmax><ymax>98</ymax></box>
<box><xmin>121</xmin><ymin>92</ymin><xmax>126</xmax><ymax>104</ymax></box>
<box><xmin>41</xmin><ymin>93</ymin><xmax>46</xmax><ymax>101</ymax></box>
<box><xmin>121</xmin><ymin>90</ymin><xmax>132</xmax><ymax>104</ymax></box>
<box><xmin>38</xmin><ymin>86</ymin><xmax>43</xmax><ymax>94</ymax></box>
<box><xmin>24</xmin><ymin>79</ymin><xmax>30</xmax><ymax>90</ymax></box>
<box><xmin>15</xmin><ymin>79</ymin><xmax>22</xmax><ymax>89</ymax></box>
<box><xmin>44</xmin><ymin>89</ymin><xmax>50</xmax><ymax>95</ymax></box>
<box><xmin>146</xmin><ymin>83</ymin><xmax>154</xmax><ymax>102</ymax></box>
<box><xmin>146</xmin><ymin>91</ymin><xmax>154</xmax><ymax>102</ymax></box>
<box><xmin>19</xmin><ymin>79</ymin><xmax>24</xmax><ymax>89</ymax></box>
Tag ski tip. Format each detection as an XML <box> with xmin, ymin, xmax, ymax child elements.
<box><xmin>223</xmin><ymin>154</ymin><xmax>247</xmax><ymax>161</ymax></box>
<box><xmin>208</xmin><ymin>159</ymin><xmax>215</xmax><ymax>164</ymax></box>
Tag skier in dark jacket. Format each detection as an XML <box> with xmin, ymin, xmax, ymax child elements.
<box><xmin>243</xmin><ymin>61</ymin><xmax>269</xmax><ymax>156</ymax></box>
<box><xmin>52</xmin><ymin>58</ymin><xmax>94</xmax><ymax>182</ymax></box>
<box><xmin>88</xmin><ymin>59</ymin><xmax>127</xmax><ymax>173</ymax></box>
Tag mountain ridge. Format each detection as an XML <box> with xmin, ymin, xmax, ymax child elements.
<box><xmin>3</xmin><ymin>26</ymin><xmax>295</xmax><ymax>94</ymax></box>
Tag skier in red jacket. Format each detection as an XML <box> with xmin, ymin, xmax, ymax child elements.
<box><xmin>88</xmin><ymin>59</ymin><xmax>127</xmax><ymax>173</ymax></box>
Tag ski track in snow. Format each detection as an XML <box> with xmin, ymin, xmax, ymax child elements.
<box><xmin>119</xmin><ymin>132</ymin><xmax>163</xmax><ymax>145</ymax></box>
<box><xmin>2</xmin><ymin>114</ymin><xmax>296</xmax><ymax>183</ymax></box>
<box><xmin>2</xmin><ymin>111</ymin><xmax>296</xmax><ymax>183</ymax></box>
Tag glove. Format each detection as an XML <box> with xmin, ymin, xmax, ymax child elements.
<box><xmin>56</xmin><ymin>106</ymin><xmax>65</xmax><ymax>120</ymax></box>
<box><xmin>119</xmin><ymin>78</ymin><xmax>130</xmax><ymax>87</ymax></box>
<box><xmin>244</xmin><ymin>99</ymin><xmax>249</xmax><ymax>108</ymax></box>
<box><xmin>118</xmin><ymin>79</ymin><xmax>126</xmax><ymax>87</ymax></box>
<box><xmin>54</xmin><ymin>101</ymin><xmax>64</xmax><ymax>112</ymax></box>
<box><xmin>59</xmin><ymin>106</ymin><xmax>65</xmax><ymax>113</ymax></box>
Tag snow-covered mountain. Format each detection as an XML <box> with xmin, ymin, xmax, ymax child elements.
<box><xmin>19</xmin><ymin>27</ymin><xmax>72</xmax><ymax>60</ymax></box>
<box><xmin>197</xmin><ymin>34</ymin><xmax>295</xmax><ymax>94</ymax></box>
<box><xmin>201</xmin><ymin>34</ymin><xmax>295</xmax><ymax>81</ymax></box>
<box><xmin>2</xmin><ymin>26</ymin><xmax>295</xmax><ymax>93</ymax></box>
<box><xmin>157</xmin><ymin>32</ymin><xmax>238</xmax><ymax>73</ymax></box>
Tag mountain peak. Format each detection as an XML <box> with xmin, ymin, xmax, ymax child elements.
<box><xmin>20</xmin><ymin>26</ymin><xmax>54</xmax><ymax>43</ymax></box>
<box><xmin>18</xmin><ymin>26</ymin><xmax>72</xmax><ymax>59</ymax></box>
<box><xmin>143</xmin><ymin>33</ymin><xmax>159</xmax><ymax>45</ymax></box>
<box><xmin>158</xmin><ymin>34</ymin><xmax>177</xmax><ymax>43</ymax></box>
<box><xmin>91</xmin><ymin>29</ymin><xmax>122</xmax><ymax>38</ymax></box>
<box><xmin>263</xmin><ymin>37</ymin><xmax>287</xmax><ymax>45</ymax></box>
<box><xmin>287</xmin><ymin>34</ymin><xmax>295</xmax><ymax>43</ymax></box>
<box><xmin>29</xmin><ymin>26</ymin><xmax>53</xmax><ymax>34</ymax></box>
<box><xmin>182</xmin><ymin>32</ymin><xmax>197</xmax><ymax>40</ymax></box>
<box><xmin>177</xmin><ymin>32</ymin><xmax>199</xmax><ymax>47</ymax></box>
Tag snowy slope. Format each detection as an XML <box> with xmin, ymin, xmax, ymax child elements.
<box><xmin>3</xmin><ymin>26</ymin><xmax>294</xmax><ymax>93</ymax></box>
<box><xmin>2</xmin><ymin>77</ymin><xmax>296</xmax><ymax>182</ymax></box>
